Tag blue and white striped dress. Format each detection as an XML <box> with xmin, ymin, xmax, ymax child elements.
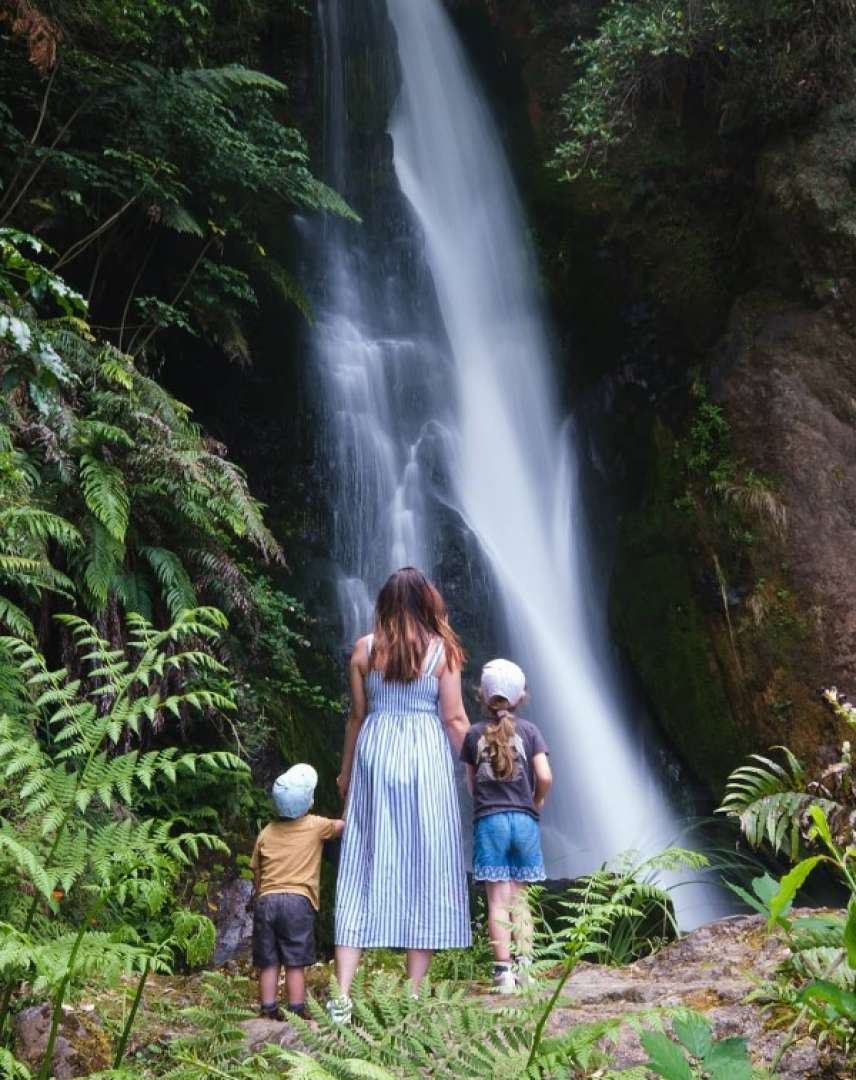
<box><xmin>335</xmin><ymin>637</ymin><xmax>471</xmax><ymax>950</ymax></box>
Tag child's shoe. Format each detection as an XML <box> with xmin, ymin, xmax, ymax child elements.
<box><xmin>325</xmin><ymin>994</ymin><xmax>353</xmax><ymax>1024</ymax></box>
<box><xmin>492</xmin><ymin>963</ymin><xmax>516</xmax><ymax>995</ymax></box>
<box><xmin>513</xmin><ymin>955</ymin><xmax>534</xmax><ymax>989</ymax></box>
<box><xmin>259</xmin><ymin>1002</ymin><xmax>285</xmax><ymax>1022</ymax></box>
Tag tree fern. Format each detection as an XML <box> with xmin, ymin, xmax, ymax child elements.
<box><xmin>2</xmin><ymin>242</ymin><xmax>289</xmax><ymax>647</ymax></box>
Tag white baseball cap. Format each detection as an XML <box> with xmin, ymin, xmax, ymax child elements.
<box><xmin>272</xmin><ymin>763</ymin><xmax>318</xmax><ymax>819</ymax></box>
<box><xmin>480</xmin><ymin>659</ymin><xmax>526</xmax><ymax>707</ymax></box>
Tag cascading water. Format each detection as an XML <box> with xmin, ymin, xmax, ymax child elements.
<box><xmin>309</xmin><ymin>0</ymin><xmax>722</xmax><ymax>927</ymax></box>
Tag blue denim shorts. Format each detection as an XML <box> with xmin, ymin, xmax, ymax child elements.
<box><xmin>473</xmin><ymin>811</ymin><xmax>546</xmax><ymax>883</ymax></box>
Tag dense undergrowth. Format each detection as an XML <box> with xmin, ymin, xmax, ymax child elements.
<box><xmin>554</xmin><ymin>0</ymin><xmax>856</xmax><ymax>178</ymax></box>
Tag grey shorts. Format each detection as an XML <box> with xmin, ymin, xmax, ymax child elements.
<box><xmin>252</xmin><ymin>892</ymin><xmax>316</xmax><ymax>968</ymax></box>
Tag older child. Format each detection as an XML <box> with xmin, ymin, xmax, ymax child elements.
<box><xmin>460</xmin><ymin>659</ymin><xmax>552</xmax><ymax>993</ymax></box>
<box><xmin>251</xmin><ymin>764</ymin><xmax>344</xmax><ymax>1019</ymax></box>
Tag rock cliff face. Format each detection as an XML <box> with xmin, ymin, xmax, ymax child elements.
<box><xmin>456</xmin><ymin>0</ymin><xmax>856</xmax><ymax>794</ymax></box>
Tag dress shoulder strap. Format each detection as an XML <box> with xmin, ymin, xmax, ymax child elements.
<box><xmin>365</xmin><ymin>633</ymin><xmax>374</xmax><ymax>665</ymax></box>
<box><xmin>423</xmin><ymin>638</ymin><xmax>444</xmax><ymax>677</ymax></box>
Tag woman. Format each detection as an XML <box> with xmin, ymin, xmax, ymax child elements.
<box><xmin>329</xmin><ymin>567</ymin><xmax>471</xmax><ymax>1020</ymax></box>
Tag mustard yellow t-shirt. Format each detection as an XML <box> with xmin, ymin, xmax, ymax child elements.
<box><xmin>250</xmin><ymin>815</ymin><xmax>338</xmax><ymax>910</ymax></box>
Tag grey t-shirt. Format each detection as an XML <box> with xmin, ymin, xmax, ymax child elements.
<box><xmin>460</xmin><ymin>718</ymin><xmax>549</xmax><ymax>820</ymax></box>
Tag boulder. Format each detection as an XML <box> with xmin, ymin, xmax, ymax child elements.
<box><xmin>239</xmin><ymin>1016</ymin><xmax>303</xmax><ymax>1054</ymax></box>
<box><xmin>543</xmin><ymin>913</ymin><xmax>848</xmax><ymax>1079</ymax></box>
<box><xmin>212</xmin><ymin>877</ymin><xmax>254</xmax><ymax>966</ymax></box>
<box><xmin>13</xmin><ymin>1002</ymin><xmax>110</xmax><ymax>1079</ymax></box>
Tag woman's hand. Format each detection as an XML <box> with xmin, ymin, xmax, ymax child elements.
<box><xmin>336</xmin><ymin>772</ymin><xmax>350</xmax><ymax>802</ymax></box>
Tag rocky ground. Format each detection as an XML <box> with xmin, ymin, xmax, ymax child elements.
<box><xmin>546</xmin><ymin>913</ymin><xmax>848</xmax><ymax>1078</ymax></box>
<box><xmin>13</xmin><ymin>911</ymin><xmax>852</xmax><ymax>1077</ymax></box>
<box><xmin>239</xmin><ymin>912</ymin><xmax>851</xmax><ymax>1077</ymax></box>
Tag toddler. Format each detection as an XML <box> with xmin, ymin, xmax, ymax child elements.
<box><xmin>460</xmin><ymin>659</ymin><xmax>552</xmax><ymax>992</ymax></box>
<box><xmin>251</xmin><ymin>763</ymin><xmax>344</xmax><ymax>1019</ymax></box>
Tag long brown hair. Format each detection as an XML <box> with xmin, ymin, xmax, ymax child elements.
<box><xmin>482</xmin><ymin>696</ymin><xmax>519</xmax><ymax>781</ymax></box>
<box><xmin>371</xmin><ymin>567</ymin><xmax>465</xmax><ymax>682</ymax></box>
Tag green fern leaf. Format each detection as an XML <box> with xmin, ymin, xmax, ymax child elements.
<box><xmin>79</xmin><ymin>453</ymin><xmax>130</xmax><ymax>542</ymax></box>
<box><xmin>140</xmin><ymin>547</ymin><xmax>196</xmax><ymax>618</ymax></box>
<box><xmin>177</xmin><ymin>64</ymin><xmax>287</xmax><ymax>97</ymax></box>
<box><xmin>80</xmin><ymin>520</ymin><xmax>125</xmax><ymax>610</ymax></box>
<box><xmin>0</xmin><ymin>597</ymin><xmax>35</xmax><ymax>640</ymax></box>
<box><xmin>161</xmin><ymin>203</ymin><xmax>205</xmax><ymax>238</ymax></box>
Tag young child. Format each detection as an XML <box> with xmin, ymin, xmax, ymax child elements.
<box><xmin>251</xmin><ymin>763</ymin><xmax>345</xmax><ymax>1019</ymax></box>
<box><xmin>460</xmin><ymin>659</ymin><xmax>552</xmax><ymax>993</ymax></box>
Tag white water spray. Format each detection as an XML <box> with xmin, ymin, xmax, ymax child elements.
<box><xmin>312</xmin><ymin>0</ymin><xmax>723</xmax><ymax>927</ymax></box>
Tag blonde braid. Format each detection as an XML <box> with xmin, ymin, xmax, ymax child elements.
<box><xmin>483</xmin><ymin>699</ymin><xmax>517</xmax><ymax>781</ymax></box>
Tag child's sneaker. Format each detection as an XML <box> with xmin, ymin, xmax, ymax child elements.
<box><xmin>513</xmin><ymin>955</ymin><xmax>534</xmax><ymax>988</ymax></box>
<box><xmin>325</xmin><ymin>994</ymin><xmax>353</xmax><ymax>1024</ymax></box>
<box><xmin>492</xmin><ymin>964</ymin><xmax>516</xmax><ymax>994</ymax></box>
<box><xmin>259</xmin><ymin>1002</ymin><xmax>285</xmax><ymax>1022</ymax></box>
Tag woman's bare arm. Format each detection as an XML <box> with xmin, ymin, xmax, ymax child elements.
<box><xmin>532</xmin><ymin>752</ymin><xmax>552</xmax><ymax>812</ymax></box>
<box><xmin>437</xmin><ymin>658</ymin><xmax>469</xmax><ymax>754</ymax></box>
<box><xmin>337</xmin><ymin>637</ymin><xmax>369</xmax><ymax>801</ymax></box>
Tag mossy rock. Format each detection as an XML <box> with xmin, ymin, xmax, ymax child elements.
<box><xmin>759</xmin><ymin>99</ymin><xmax>856</xmax><ymax>300</ymax></box>
<box><xmin>14</xmin><ymin>1003</ymin><xmax>111</xmax><ymax>1078</ymax></box>
<box><xmin>610</xmin><ymin>419</ymin><xmax>748</xmax><ymax>795</ymax></box>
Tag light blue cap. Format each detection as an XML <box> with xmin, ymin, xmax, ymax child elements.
<box><xmin>272</xmin><ymin>764</ymin><xmax>318</xmax><ymax>819</ymax></box>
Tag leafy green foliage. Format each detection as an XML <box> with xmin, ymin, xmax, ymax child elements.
<box><xmin>525</xmin><ymin>848</ymin><xmax>709</xmax><ymax>1069</ymax></box>
<box><xmin>143</xmin><ymin>967</ymin><xmax>673</xmax><ymax>1080</ymax></box>
<box><xmin>0</xmin><ymin>229</ymin><xmax>288</xmax><ymax>649</ymax></box>
<box><xmin>642</xmin><ymin>1012</ymin><xmax>753</xmax><ymax>1079</ymax></box>
<box><xmin>720</xmin><ymin>696</ymin><xmax>856</xmax><ymax>1059</ymax></box>
<box><xmin>0</xmin><ymin>608</ymin><xmax>248</xmax><ymax>1063</ymax></box>
<box><xmin>554</xmin><ymin>0</ymin><xmax>856</xmax><ymax>177</ymax></box>
<box><xmin>718</xmin><ymin>748</ymin><xmax>819</xmax><ymax>859</ymax></box>
<box><xmin>0</xmin><ymin>0</ymin><xmax>354</xmax><ymax>369</ymax></box>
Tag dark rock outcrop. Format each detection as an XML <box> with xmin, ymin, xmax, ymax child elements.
<box><xmin>212</xmin><ymin>877</ymin><xmax>255</xmax><ymax>966</ymax></box>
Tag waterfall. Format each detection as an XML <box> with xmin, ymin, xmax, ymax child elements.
<box><xmin>310</xmin><ymin>0</ymin><xmax>722</xmax><ymax>927</ymax></box>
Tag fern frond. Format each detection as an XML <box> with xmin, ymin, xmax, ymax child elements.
<box><xmin>79</xmin><ymin>452</ymin><xmax>130</xmax><ymax>542</ymax></box>
<box><xmin>177</xmin><ymin>64</ymin><xmax>287</xmax><ymax>97</ymax></box>
<box><xmin>0</xmin><ymin>554</ymin><xmax>75</xmax><ymax>595</ymax></box>
<box><xmin>0</xmin><ymin>506</ymin><xmax>83</xmax><ymax>550</ymax></box>
<box><xmin>0</xmin><ymin>596</ymin><xmax>35</xmax><ymax>640</ymax></box>
<box><xmin>0</xmin><ymin>830</ymin><xmax>55</xmax><ymax>899</ymax></box>
<box><xmin>79</xmin><ymin>520</ymin><xmax>125</xmax><ymax>609</ymax></box>
<box><xmin>140</xmin><ymin>546</ymin><xmax>196</xmax><ymax>618</ymax></box>
<box><xmin>161</xmin><ymin>203</ymin><xmax>205</xmax><ymax>238</ymax></box>
<box><xmin>0</xmin><ymin>1047</ymin><xmax>32</xmax><ymax>1079</ymax></box>
<box><xmin>718</xmin><ymin>749</ymin><xmax>822</xmax><ymax>856</ymax></box>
